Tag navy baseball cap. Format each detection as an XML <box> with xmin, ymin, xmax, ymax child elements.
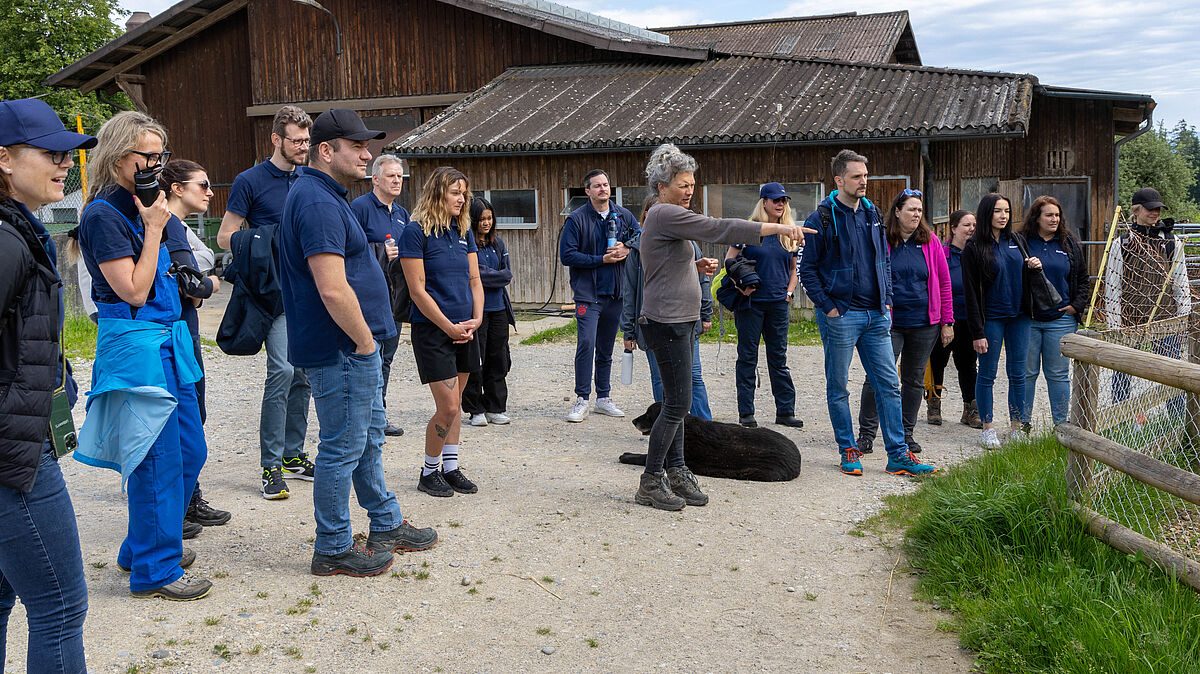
<box><xmin>310</xmin><ymin>108</ymin><xmax>385</xmax><ymax>146</ymax></box>
<box><xmin>760</xmin><ymin>182</ymin><xmax>788</xmax><ymax>200</ymax></box>
<box><xmin>0</xmin><ymin>98</ymin><xmax>97</xmax><ymax>151</ymax></box>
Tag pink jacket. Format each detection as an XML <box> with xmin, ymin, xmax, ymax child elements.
<box><xmin>887</xmin><ymin>233</ymin><xmax>954</xmax><ymax>326</ymax></box>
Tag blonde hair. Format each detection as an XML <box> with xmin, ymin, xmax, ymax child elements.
<box><xmin>749</xmin><ymin>197</ymin><xmax>799</xmax><ymax>252</ymax></box>
<box><xmin>86</xmin><ymin>111</ymin><xmax>168</xmax><ymax>202</ymax></box>
<box><xmin>411</xmin><ymin>166</ymin><xmax>471</xmax><ymax>237</ymax></box>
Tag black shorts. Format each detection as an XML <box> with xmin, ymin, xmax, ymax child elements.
<box><xmin>410</xmin><ymin>321</ymin><xmax>481</xmax><ymax>384</ymax></box>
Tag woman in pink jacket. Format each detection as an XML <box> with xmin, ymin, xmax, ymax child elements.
<box><xmin>856</xmin><ymin>189</ymin><xmax>953</xmax><ymax>455</ymax></box>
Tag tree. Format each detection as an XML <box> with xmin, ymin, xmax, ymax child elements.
<box><xmin>1168</xmin><ymin>120</ymin><xmax>1200</xmax><ymax>205</ymax></box>
<box><xmin>1118</xmin><ymin>124</ymin><xmax>1200</xmax><ymax>223</ymax></box>
<box><xmin>0</xmin><ymin>0</ymin><xmax>126</xmax><ymax>133</ymax></box>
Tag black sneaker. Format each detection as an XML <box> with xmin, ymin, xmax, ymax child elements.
<box><xmin>384</xmin><ymin>423</ymin><xmax>404</xmax><ymax>437</ymax></box>
<box><xmin>281</xmin><ymin>453</ymin><xmax>316</xmax><ymax>481</ymax></box>
<box><xmin>418</xmin><ymin>469</ymin><xmax>454</xmax><ymax>497</ymax></box>
<box><xmin>857</xmin><ymin>437</ymin><xmax>874</xmax><ymax>455</ymax></box>
<box><xmin>182</xmin><ymin>520</ymin><xmax>203</xmax><ymax>540</ymax></box>
<box><xmin>738</xmin><ymin>416</ymin><xmax>758</xmax><ymax>428</ymax></box>
<box><xmin>186</xmin><ymin>486</ymin><xmax>231</xmax><ymax>527</ymax></box>
<box><xmin>907</xmin><ymin>438</ymin><xmax>923</xmax><ymax>454</ymax></box>
<box><xmin>366</xmin><ymin>521</ymin><xmax>439</xmax><ymax>553</ymax></box>
<box><xmin>311</xmin><ymin>544</ymin><xmax>393</xmax><ymax>577</ymax></box>
<box><xmin>775</xmin><ymin>415</ymin><xmax>805</xmax><ymax>428</ymax></box>
<box><xmin>442</xmin><ymin>468</ymin><xmax>478</xmax><ymax>494</ymax></box>
<box><xmin>131</xmin><ymin>574</ymin><xmax>212</xmax><ymax>601</ymax></box>
<box><xmin>261</xmin><ymin>466</ymin><xmax>290</xmax><ymax>500</ymax></box>
<box><xmin>120</xmin><ymin>547</ymin><xmax>196</xmax><ymax>573</ymax></box>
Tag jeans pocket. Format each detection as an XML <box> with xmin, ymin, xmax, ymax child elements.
<box><xmin>347</xmin><ymin>342</ymin><xmax>380</xmax><ymax>363</ymax></box>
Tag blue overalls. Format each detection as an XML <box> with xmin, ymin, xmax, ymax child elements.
<box><xmin>82</xmin><ymin>200</ymin><xmax>207</xmax><ymax>592</ymax></box>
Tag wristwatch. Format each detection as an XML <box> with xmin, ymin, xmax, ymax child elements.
<box><xmin>786</xmin><ymin>291</ymin><xmax>794</xmax><ymax>300</ymax></box>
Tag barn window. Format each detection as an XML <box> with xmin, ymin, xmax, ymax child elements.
<box><xmin>929</xmin><ymin>180</ymin><xmax>950</xmax><ymax>223</ymax></box>
<box><xmin>617</xmin><ymin>186</ymin><xmax>655</xmax><ymax>215</ymax></box>
<box><xmin>704</xmin><ymin>183</ymin><xmax>823</xmax><ymax>220</ymax></box>
<box><xmin>482</xmin><ymin>189</ymin><xmax>538</xmax><ymax>229</ymax></box>
<box><xmin>960</xmin><ymin>177</ymin><xmax>1000</xmax><ymax>213</ymax></box>
<box><xmin>1021</xmin><ymin>178</ymin><xmax>1090</xmax><ymax>242</ymax></box>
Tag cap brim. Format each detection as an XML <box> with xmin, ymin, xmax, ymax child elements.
<box><xmin>26</xmin><ymin>129</ymin><xmax>98</xmax><ymax>152</ymax></box>
<box><xmin>762</xmin><ymin>193</ymin><xmax>789</xmax><ymax>200</ymax></box>
<box><xmin>1142</xmin><ymin>201</ymin><xmax>1166</xmax><ymax>210</ymax></box>
<box><xmin>345</xmin><ymin>129</ymin><xmax>386</xmax><ymax>141</ymax></box>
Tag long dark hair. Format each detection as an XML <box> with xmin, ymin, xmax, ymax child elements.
<box><xmin>469</xmin><ymin>196</ymin><xmax>495</xmax><ymax>247</ymax></box>
<box><xmin>884</xmin><ymin>191</ymin><xmax>930</xmax><ymax>247</ymax></box>
<box><xmin>968</xmin><ymin>193</ymin><xmax>1013</xmax><ymax>277</ymax></box>
<box><xmin>1020</xmin><ymin>195</ymin><xmax>1076</xmax><ymax>246</ymax></box>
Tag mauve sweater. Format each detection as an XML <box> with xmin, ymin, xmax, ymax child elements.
<box><xmin>640</xmin><ymin>203</ymin><xmax>763</xmax><ymax>323</ymax></box>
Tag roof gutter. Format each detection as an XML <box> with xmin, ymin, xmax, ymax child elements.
<box><xmin>1035</xmin><ymin>85</ymin><xmax>1154</xmax><ymax>105</ymax></box>
<box><xmin>1113</xmin><ymin>107</ymin><xmax>1154</xmax><ymax>219</ymax></box>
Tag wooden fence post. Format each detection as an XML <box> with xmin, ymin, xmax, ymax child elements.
<box><xmin>1066</xmin><ymin>330</ymin><xmax>1100</xmax><ymax>500</ymax></box>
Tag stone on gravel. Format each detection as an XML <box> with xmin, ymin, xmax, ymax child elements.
<box><xmin>152</xmin><ymin>649</ymin><xmax>170</xmax><ymax>659</ymax></box>
<box><xmin>541</xmin><ymin>646</ymin><xmax>555</xmax><ymax>655</ymax></box>
<box><xmin>461</xmin><ymin>576</ymin><xmax>471</xmax><ymax>586</ymax></box>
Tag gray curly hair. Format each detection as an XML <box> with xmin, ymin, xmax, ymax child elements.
<box><xmin>645</xmin><ymin>143</ymin><xmax>697</xmax><ymax>192</ymax></box>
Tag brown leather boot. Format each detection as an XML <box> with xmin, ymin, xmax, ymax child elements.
<box><xmin>926</xmin><ymin>395</ymin><xmax>942</xmax><ymax>425</ymax></box>
<box><xmin>961</xmin><ymin>400</ymin><xmax>983</xmax><ymax>429</ymax></box>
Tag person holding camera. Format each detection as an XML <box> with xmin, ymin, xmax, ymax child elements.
<box><xmin>74</xmin><ymin>111</ymin><xmax>212</xmax><ymax>600</ymax></box>
<box><xmin>725</xmin><ymin>183</ymin><xmax>803</xmax><ymax>429</ymax></box>
<box><xmin>0</xmin><ymin>97</ymin><xmax>93</xmax><ymax>672</ymax></box>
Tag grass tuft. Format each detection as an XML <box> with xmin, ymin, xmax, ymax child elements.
<box><xmin>520</xmin><ymin>319</ymin><xmax>577</xmax><ymax>345</ymax></box>
<box><xmin>63</xmin><ymin>312</ymin><xmax>98</xmax><ymax>360</ymax></box>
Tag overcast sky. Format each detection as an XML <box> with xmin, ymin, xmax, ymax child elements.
<box><xmin>125</xmin><ymin>0</ymin><xmax>1199</xmax><ymax>130</ymax></box>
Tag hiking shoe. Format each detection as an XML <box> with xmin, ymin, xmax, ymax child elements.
<box><xmin>857</xmin><ymin>437</ymin><xmax>874</xmax><ymax>455</ymax></box>
<box><xmin>927</xmin><ymin>395</ymin><xmax>942</xmax><ymax>425</ymax></box>
<box><xmin>885</xmin><ymin>452</ymin><xmax>938</xmax><ymax>476</ymax></box>
<box><xmin>666</xmin><ymin>466</ymin><xmax>708</xmax><ymax>506</ymax></box>
<box><xmin>261</xmin><ymin>466</ymin><xmax>290</xmax><ymax>500</ymax></box>
<box><xmin>775</xmin><ymin>415</ymin><xmax>804</xmax><ymax>428</ymax></box>
<box><xmin>384</xmin><ymin>422</ymin><xmax>404</xmax><ymax>437</ymax></box>
<box><xmin>442</xmin><ymin>468</ymin><xmax>478</xmax><ymax>494</ymax></box>
<box><xmin>566</xmin><ymin>397</ymin><xmax>589</xmax><ymax>423</ymax></box>
<box><xmin>120</xmin><ymin>548</ymin><xmax>196</xmax><ymax>573</ymax></box>
<box><xmin>634</xmin><ymin>471</ymin><xmax>686</xmax><ymax>511</ymax></box>
<box><xmin>485</xmin><ymin>412</ymin><xmax>510</xmax><ymax>425</ymax></box>
<box><xmin>839</xmin><ymin>447</ymin><xmax>864</xmax><ymax>476</ymax></box>
<box><xmin>738</xmin><ymin>416</ymin><xmax>757</xmax><ymax>428</ymax></box>
<box><xmin>962</xmin><ymin>400</ymin><xmax>983</xmax><ymax>429</ymax></box>
<box><xmin>366</xmin><ymin>521</ymin><xmax>439</xmax><ymax>553</ymax></box>
<box><xmin>418</xmin><ymin>469</ymin><xmax>454</xmax><ymax>497</ymax></box>
<box><xmin>131</xmin><ymin>573</ymin><xmax>212</xmax><ymax>601</ymax></box>
<box><xmin>594</xmin><ymin>397</ymin><xmax>625</xmax><ymax>417</ymax></box>
<box><xmin>186</xmin><ymin>488</ymin><xmax>231</xmax><ymax>527</ymax></box>
<box><xmin>282</xmin><ymin>452</ymin><xmax>316</xmax><ymax>481</ymax></box>
<box><xmin>980</xmin><ymin>428</ymin><xmax>1001</xmax><ymax>449</ymax></box>
<box><xmin>907</xmin><ymin>438</ymin><xmax>923</xmax><ymax>454</ymax></box>
<box><xmin>310</xmin><ymin>544</ymin><xmax>393</xmax><ymax>577</ymax></box>
<box><xmin>469</xmin><ymin>413</ymin><xmax>488</xmax><ymax>427</ymax></box>
<box><xmin>182</xmin><ymin>520</ymin><xmax>202</xmax><ymax>540</ymax></box>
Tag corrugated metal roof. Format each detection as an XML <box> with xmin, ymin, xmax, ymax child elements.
<box><xmin>657</xmin><ymin>11</ymin><xmax>919</xmax><ymax>64</ymax></box>
<box><xmin>392</xmin><ymin>57</ymin><xmax>1037</xmax><ymax>156</ymax></box>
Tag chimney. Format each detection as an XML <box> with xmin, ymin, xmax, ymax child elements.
<box><xmin>126</xmin><ymin>11</ymin><xmax>151</xmax><ymax>32</ymax></box>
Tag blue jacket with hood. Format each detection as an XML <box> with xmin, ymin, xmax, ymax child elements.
<box><xmin>559</xmin><ymin>200</ymin><xmax>639</xmax><ymax>303</ymax></box>
<box><xmin>798</xmin><ymin>191</ymin><xmax>892</xmax><ymax>316</ymax></box>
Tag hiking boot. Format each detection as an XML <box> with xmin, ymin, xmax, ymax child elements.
<box><xmin>485</xmin><ymin>412</ymin><xmax>510</xmax><ymax>425</ymax></box>
<box><xmin>261</xmin><ymin>466</ymin><xmax>290</xmax><ymax>500</ymax></box>
<box><xmin>120</xmin><ymin>548</ymin><xmax>196</xmax><ymax>573</ymax></box>
<box><xmin>182</xmin><ymin>520</ymin><xmax>202</xmax><ymax>540</ymax></box>
<box><xmin>927</xmin><ymin>396</ymin><xmax>942</xmax><ymax>425</ymax></box>
<box><xmin>131</xmin><ymin>573</ymin><xmax>212</xmax><ymax>601</ymax></box>
<box><xmin>469</xmin><ymin>413</ymin><xmax>488</xmax><ymax>427</ymax></box>
<box><xmin>775</xmin><ymin>415</ymin><xmax>804</xmax><ymax>428</ymax></box>
<box><xmin>980</xmin><ymin>428</ymin><xmax>1001</xmax><ymax>449</ymax></box>
<box><xmin>885</xmin><ymin>451</ymin><xmax>938</xmax><ymax>476</ymax></box>
<box><xmin>418</xmin><ymin>469</ymin><xmax>454</xmax><ymax>497</ymax></box>
<box><xmin>635</xmin><ymin>471</ymin><xmax>686</xmax><ymax>511</ymax></box>
<box><xmin>186</xmin><ymin>486</ymin><xmax>231</xmax><ymax>527</ymax></box>
<box><xmin>282</xmin><ymin>452</ymin><xmax>316</xmax><ymax>481</ymax></box>
<box><xmin>594</xmin><ymin>397</ymin><xmax>625</xmax><ymax>417</ymax></box>
<box><xmin>566</xmin><ymin>397</ymin><xmax>589</xmax><ymax>423</ymax></box>
<box><xmin>962</xmin><ymin>400</ymin><xmax>983</xmax><ymax>429</ymax></box>
<box><xmin>839</xmin><ymin>447</ymin><xmax>864</xmax><ymax>476</ymax></box>
<box><xmin>384</xmin><ymin>422</ymin><xmax>404</xmax><ymax>437</ymax></box>
<box><xmin>856</xmin><ymin>436</ymin><xmax>874</xmax><ymax>455</ymax></box>
<box><xmin>666</xmin><ymin>466</ymin><xmax>709</xmax><ymax>506</ymax></box>
<box><xmin>310</xmin><ymin>544</ymin><xmax>393</xmax><ymax>577</ymax></box>
<box><xmin>907</xmin><ymin>438</ymin><xmax>923</xmax><ymax>454</ymax></box>
<box><xmin>442</xmin><ymin>468</ymin><xmax>478</xmax><ymax>494</ymax></box>
<box><xmin>366</xmin><ymin>521</ymin><xmax>439</xmax><ymax>553</ymax></box>
<box><xmin>738</xmin><ymin>416</ymin><xmax>758</xmax><ymax>428</ymax></box>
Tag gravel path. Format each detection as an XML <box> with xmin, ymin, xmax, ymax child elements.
<box><xmin>5</xmin><ymin>299</ymin><xmax>1037</xmax><ymax>673</ymax></box>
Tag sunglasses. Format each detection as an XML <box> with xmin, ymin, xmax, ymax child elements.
<box><xmin>902</xmin><ymin>189</ymin><xmax>923</xmax><ymax>197</ymax></box>
<box><xmin>180</xmin><ymin>179</ymin><xmax>212</xmax><ymax>191</ymax></box>
<box><xmin>129</xmin><ymin>149</ymin><xmax>172</xmax><ymax>167</ymax></box>
<box><xmin>767</xmin><ymin>196</ymin><xmax>790</xmax><ymax>204</ymax></box>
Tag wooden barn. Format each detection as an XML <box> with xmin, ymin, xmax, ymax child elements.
<box><xmin>49</xmin><ymin>1</ymin><xmax>1153</xmax><ymax>304</ymax></box>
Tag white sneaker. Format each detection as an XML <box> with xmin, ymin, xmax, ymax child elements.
<box><xmin>485</xmin><ymin>412</ymin><xmax>510</xmax><ymax>425</ymax></box>
<box><xmin>980</xmin><ymin>428</ymin><xmax>1001</xmax><ymax>449</ymax></box>
<box><xmin>566</xmin><ymin>397</ymin><xmax>589</xmax><ymax>423</ymax></box>
<box><xmin>594</xmin><ymin>397</ymin><xmax>625</xmax><ymax>417</ymax></box>
<box><xmin>469</xmin><ymin>413</ymin><xmax>488</xmax><ymax>427</ymax></box>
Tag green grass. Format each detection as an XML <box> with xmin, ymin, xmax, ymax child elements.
<box><xmin>63</xmin><ymin>312</ymin><xmax>98</xmax><ymax>360</ymax></box>
<box><xmin>519</xmin><ymin>311</ymin><xmax>822</xmax><ymax>347</ymax></box>
<box><xmin>520</xmin><ymin>319</ymin><xmax>578</xmax><ymax>345</ymax></box>
<box><xmin>875</xmin><ymin>433</ymin><xmax>1200</xmax><ymax>672</ymax></box>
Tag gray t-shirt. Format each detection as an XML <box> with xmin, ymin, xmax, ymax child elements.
<box><xmin>640</xmin><ymin>203</ymin><xmax>762</xmax><ymax>323</ymax></box>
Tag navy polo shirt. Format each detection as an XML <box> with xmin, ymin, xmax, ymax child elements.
<box><xmin>277</xmin><ymin>168</ymin><xmax>396</xmax><ymax>368</ymax></box>
<box><xmin>734</xmin><ymin>234</ymin><xmax>795</xmax><ymax>303</ymax></box>
<box><xmin>78</xmin><ymin>186</ymin><xmax>150</xmax><ymax>306</ymax></box>
<box><xmin>164</xmin><ymin>214</ymin><xmax>193</xmax><ymax>255</ymax></box>
<box><xmin>891</xmin><ymin>236</ymin><xmax>929</xmax><ymax>328</ymax></box>
<box><xmin>477</xmin><ymin>242</ymin><xmax>506</xmax><ymax>312</ymax></box>
<box><xmin>841</xmin><ymin>201</ymin><xmax>882</xmax><ymax>310</ymax></box>
<box><xmin>984</xmin><ymin>234</ymin><xmax>1026</xmax><ymax>320</ymax></box>
<box><xmin>1028</xmin><ymin>236</ymin><xmax>1071</xmax><ymax>320</ymax></box>
<box><xmin>396</xmin><ymin>220</ymin><xmax>478</xmax><ymax>324</ymax></box>
<box><xmin>946</xmin><ymin>245</ymin><xmax>966</xmax><ymax>321</ymax></box>
<box><xmin>226</xmin><ymin>160</ymin><xmax>303</xmax><ymax>229</ymax></box>
<box><xmin>349</xmin><ymin>191</ymin><xmax>410</xmax><ymax>243</ymax></box>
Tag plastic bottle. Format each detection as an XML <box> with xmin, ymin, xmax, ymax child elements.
<box><xmin>620</xmin><ymin>348</ymin><xmax>634</xmax><ymax>385</ymax></box>
<box><xmin>606</xmin><ymin>215</ymin><xmax>619</xmax><ymax>249</ymax></box>
<box><xmin>385</xmin><ymin>234</ymin><xmax>398</xmax><ymax>255</ymax></box>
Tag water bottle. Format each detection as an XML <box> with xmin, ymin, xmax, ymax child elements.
<box><xmin>606</xmin><ymin>215</ymin><xmax>619</xmax><ymax>249</ymax></box>
<box><xmin>385</xmin><ymin>234</ymin><xmax>398</xmax><ymax>256</ymax></box>
<box><xmin>620</xmin><ymin>348</ymin><xmax>634</xmax><ymax>385</ymax></box>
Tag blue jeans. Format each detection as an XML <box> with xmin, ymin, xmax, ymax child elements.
<box><xmin>976</xmin><ymin>315</ymin><xmax>1031</xmax><ymax>425</ymax></box>
<box><xmin>814</xmin><ymin>309</ymin><xmax>909</xmax><ymax>459</ymax></box>
<box><xmin>573</xmin><ymin>296</ymin><xmax>622</xmax><ymax>399</ymax></box>
<box><xmin>646</xmin><ymin>331</ymin><xmax>712</xmax><ymax>420</ymax></box>
<box><xmin>0</xmin><ymin>447</ymin><xmax>88</xmax><ymax>672</ymax></box>
<box><xmin>640</xmin><ymin>320</ymin><xmax>693</xmax><ymax>473</ymax></box>
<box><xmin>304</xmin><ymin>346</ymin><xmax>404</xmax><ymax>556</ymax></box>
<box><xmin>1024</xmin><ymin>314</ymin><xmax>1076</xmax><ymax>424</ymax></box>
<box><xmin>734</xmin><ymin>300</ymin><xmax>795</xmax><ymax>418</ymax></box>
<box><xmin>261</xmin><ymin>313</ymin><xmax>311</xmax><ymax>467</ymax></box>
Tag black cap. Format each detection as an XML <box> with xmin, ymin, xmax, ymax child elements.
<box><xmin>1132</xmin><ymin>187</ymin><xmax>1166</xmax><ymax>210</ymax></box>
<box><xmin>310</xmin><ymin>108</ymin><xmax>385</xmax><ymax>147</ymax></box>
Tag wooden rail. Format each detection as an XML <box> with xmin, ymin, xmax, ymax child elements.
<box><xmin>1072</xmin><ymin>502</ymin><xmax>1200</xmax><ymax>592</ymax></box>
<box><xmin>1056</xmin><ymin>423</ymin><xmax>1200</xmax><ymax>508</ymax></box>
<box><xmin>1059</xmin><ymin>332</ymin><xmax>1200</xmax><ymax>395</ymax></box>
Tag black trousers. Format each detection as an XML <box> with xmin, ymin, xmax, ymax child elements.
<box><xmin>640</xmin><ymin>319</ymin><xmax>694</xmax><ymax>474</ymax></box>
<box><xmin>463</xmin><ymin>310</ymin><xmax>511</xmax><ymax>414</ymax></box>
<box><xmin>928</xmin><ymin>329</ymin><xmax>978</xmax><ymax>405</ymax></box>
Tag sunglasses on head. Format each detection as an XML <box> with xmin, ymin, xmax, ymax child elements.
<box><xmin>902</xmin><ymin>189</ymin><xmax>923</xmax><ymax>197</ymax></box>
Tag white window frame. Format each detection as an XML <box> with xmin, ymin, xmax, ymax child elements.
<box><xmin>481</xmin><ymin>188</ymin><xmax>539</xmax><ymax>230</ymax></box>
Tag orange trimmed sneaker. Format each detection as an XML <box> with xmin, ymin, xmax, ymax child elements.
<box><xmin>885</xmin><ymin>451</ymin><xmax>938</xmax><ymax>476</ymax></box>
<box><xmin>839</xmin><ymin>447</ymin><xmax>863</xmax><ymax>476</ymax></box>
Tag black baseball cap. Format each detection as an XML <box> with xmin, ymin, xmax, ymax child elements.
<box><xmin>310</xmin><ymin>108</ymin><xmax>385</xmax><ymax>146</ymax></box>
<box><xmin>1132</xmin><ymin>187</ymin><xmax>1166</xmax><ymax>210</ymax></box>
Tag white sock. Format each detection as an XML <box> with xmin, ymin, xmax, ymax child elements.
<box><xmin>422</xmin><ymin>452</ymin><xmax>441</xmax><ymax>476</ymax></box>
<box><xmin>442</xmin><ymin>445</ymin><xmax>459</xmax><ymax>472</ymax></box>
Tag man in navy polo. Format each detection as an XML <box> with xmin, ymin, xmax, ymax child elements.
<box><xmin>559</xmin><ymin>169</ymin><xmax>637</xmax><ymax>423</ymax></box>
<box><xmin>277</xmin><ymin>108</ymin><xmax>437</xmax><ymax>577</ymax></box>
<box><xmin>350</xmin><ymin>153</ymin><xmax>409</xmax><ymax>437</ymax></box>
<box><xmin>218</xmin><ymin>105</ymin><xmax>315</xmax><ymax>500</ymax></box>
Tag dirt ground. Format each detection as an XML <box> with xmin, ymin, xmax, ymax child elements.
<box><xmin>4</xmin><ymin>288</ymin><xmax>1034</xmax><ymax>673</ymax></box>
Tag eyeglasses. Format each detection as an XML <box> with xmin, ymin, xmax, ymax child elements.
<box><xmin>129</xmin><ymin>149</ymin><xmax>171</xmax><ymax>167</ymax></box>
<box><xmin>902</xmin><ymin>189</ymin><xmax>923</xmax><ymax>197</ymax></box>
<box><xmin>180</xmin><ymin>179</ymin><xmax>212</xmax><ymax>191</ymax></box>
<box><xmin>43</xmin><ymin>150</ymin><xmax>72</xmax><ymax>166</ymax></box>
<box><xmin>283</xmin><ymin>136</ymin><xmax>311</xmax><ymax>148</ymax></box>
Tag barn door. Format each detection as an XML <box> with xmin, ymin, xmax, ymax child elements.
<box><xmin>1000</xmin><ymin>180</ymin><xmax>1023</xmax><ymax>221</ymax></box>
<box><xmin>865</xmin><ymin>176</ymin><xmax>909</xmax><ymax>214</ymax></box>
